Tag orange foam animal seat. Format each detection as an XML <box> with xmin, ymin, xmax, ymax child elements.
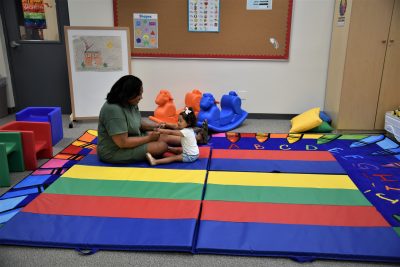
<box><xmin>149</xmin><ymin>90</ymin><xmax>179</xmax><ymax>124</ymax></box>
<box><xmin>177</xmin><ymin>89</ymin><xmax>203</xmax><ymax>116</ymax></box>
<box><xmin>149</xmin><ymin>89</ymin><xmax>204</xmax><ymax>125</ymax></box>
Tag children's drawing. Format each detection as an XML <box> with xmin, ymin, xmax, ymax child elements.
<box><xmin>72</xmin><ymin>36</ymin><xmax>122</xmax><ymax>72</ymax></box>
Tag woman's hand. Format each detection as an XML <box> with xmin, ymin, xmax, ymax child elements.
<box><xmin>141</xmin><ymin>119</ymin><xmax>161</xmax><ymax>131</ymax></box>
<box><xmin>154</xmin><ymin>122</ymin><xmax>177</xmax><ymax>130</ymax></box>
<box><xmin>148</xmin><ymin>131</ymin><xmax>161</xmax><ymax>141</ymax></box>
<box><xmin>155</xmin><ymin>128</ymin><xmax>183</xmax><ymax>137</ymax></box>
<box><xmin>164</xmin><ymin>122</ymin><xmax>178</xmax><ymax>129</ymax></box>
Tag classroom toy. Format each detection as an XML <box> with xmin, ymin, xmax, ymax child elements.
<box><xmin>0</xmin><ymin>121</ymin><xmax>53</xmax><ymax>170</ymax></box>
<box><xmin>148</xmin><ymin>90</ymin><xmax>179</xmax><ymax>124</ymax></box>
<box><xmin>197</xmin><ymin>91</ymin><xmax>248</xmax><ymax>132</ymax></box>
<box><xmin>0</xmin><ymin>132</ymin><xmax>24</xmax><ymax>187</ymax></box>
<box><xmin>290</xmin><ymin>107</ymin><xmax>322</xmax><ymax>133</ymax></box>
<box><xmin>150</xmin><ymin>89</ymin><xmax>203</xmax><ymax>124</ymax></box>
<box><xmin>177</xmin><ymin>89</ymin><xmax>203</xmax><ymax>116</ymax></box>
<box><xmin>16</xmin><ymin>107</ymin><xmax>63</xmax><ymax>145</ymax></box>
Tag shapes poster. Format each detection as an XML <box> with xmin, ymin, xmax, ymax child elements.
<box><xmin>133</xmin><ymin>13</ymin><xmax>158</xmax><ymax>49</ymax></box>
<box><xmin>72</xmin><ymin>36</ymin><xmax>122</xmax><ymax>72</ymax></box>
<box><xmin>188</xmin><ymin>0</ymin><xmax>220</xmax><ymax>32</ymax></box>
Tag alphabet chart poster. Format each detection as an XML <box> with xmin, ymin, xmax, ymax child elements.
<box><xmin>188</xmin><ymin>0</ymin><xmax>220</xmax><ymax>32</ymax></box>
<box><xmin>133</xmin><ymin>13</ymin><xmax>158</xmax><ymax>49</ymax></box>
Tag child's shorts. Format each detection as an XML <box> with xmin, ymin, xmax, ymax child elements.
<box><xmin>182</xmin><ymin>153</ymin><xmax>199</xmax><ymax>163</ymax></box>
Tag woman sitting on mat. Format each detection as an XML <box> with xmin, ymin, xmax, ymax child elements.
<box><xmin>97</xmin><ymin>75</ymin><xmax>208</xmax><ymax>164</ymax></box>
<box><xmin>146</xmin><ymin>107</ymin><xmax>202</xmax><ymax>166</ymax></box>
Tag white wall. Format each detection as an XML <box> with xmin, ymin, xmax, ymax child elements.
<box><xmin>69</xmin><ymin>0</ymin><xmax>335</xmax><ymax>114</ymax></box>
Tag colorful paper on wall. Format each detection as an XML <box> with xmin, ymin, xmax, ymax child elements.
<box><xmin>188</xmin><ymin>0</ymin><xmax>220</xmax><ymax>32</ymax></box>
<box><xmin>21</xmin><ymin>0</ymin><xmax>47</xmax><ymax>29</ymax></box>
<box><xmin>133</xmin><ymin>13</ymin><xmax>158</xmax><ymax>49</ymax></box>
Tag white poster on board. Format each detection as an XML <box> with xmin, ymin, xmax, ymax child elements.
<box><xmin>188</xmin><ymin>0</ymin><xmax>220</xmax><ymax>32</ymax></box>
<box><xmin>247</xmin><ymin>0</ymin><xmax>272</xmax><ymax>10</ymax></box>
<box><xmin>65</xmin><ymin>27</ymin><xmax>131</xmax><ymax>119</ymax></box>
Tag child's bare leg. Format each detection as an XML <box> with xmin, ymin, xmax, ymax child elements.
<box><xmin>146</xmin><ymin>153</ymin><xmax>183</xmax><ymax>166</ymax></box>
<box><xmin>168</xmin><ymin>146</ymin><xmax>183</xmax><ymax>154</ymax></box>
<box><xmin>159</xmin><ymin>134</ymin><xmax>181</xmax><ymax>146</ymax></box>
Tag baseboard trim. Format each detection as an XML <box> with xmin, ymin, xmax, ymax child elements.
<box><xmin>141</xmin><ymin>111</ymin><xmax>296</xmax><ymax>120</ymax></box>
<box><xmin>7</xmin><ymin>107</ymin><xmax>15</xmax><ymax>114</ymax></box>
<box><xmin>247</xmin><ymin>113</ymin><xmax>296</xmax><ymax>120</ymax></box>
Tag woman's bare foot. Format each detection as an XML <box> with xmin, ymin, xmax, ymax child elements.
<box><xmin>146</xmin><ymin>153</ymin><xmax>157</xmax><ymax>166</ymax></box>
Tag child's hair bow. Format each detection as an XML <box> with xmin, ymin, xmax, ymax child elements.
<box><xmin>184</xmin><ymin>107</ymin><xmax>192</xmax><ymax>114</ymax></box>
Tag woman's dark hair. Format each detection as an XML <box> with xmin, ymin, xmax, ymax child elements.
<box><xmin>180</xmin><ymin>107</ymin><xmax>197</xmax><ymax>128</ymax></box>
<box><xmin>106</xmin><ymin>75</ymin><xmax>142</xmax><ymax>106</ymax></box>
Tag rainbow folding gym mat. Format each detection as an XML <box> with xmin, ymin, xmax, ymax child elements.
<box><xmin>196</xmin><ymin>133</ymin><xmax>400</xmax><ymax>262</ymax></box>
<box><xmin>0</xmin><ymin>145</ymin><xmax>210</xmax><ymax>252</ymax></box>
<box><xmin>0</xmin><ymin>132</ymin><xmax>399</xmax><ymax>263</ymax></box>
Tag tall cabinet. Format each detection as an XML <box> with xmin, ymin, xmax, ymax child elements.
<box><xmin>325</xmin><ymin>0</ymin><xmax>400</xmax><ymax>130</ymax></box>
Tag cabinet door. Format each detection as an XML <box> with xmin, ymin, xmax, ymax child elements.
<box><xmin>338</xmin><ymin>0</ymin><xmax>394</xmax><ymax>130</ymax></box>
<box><xmin>375</xmin><ymin>0</ymin><xmax>400</xmax><ymax>129</ymax></box>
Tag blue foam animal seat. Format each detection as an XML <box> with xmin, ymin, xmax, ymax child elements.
<box><xmin>16</xmin><ymin>107</ymin><xmax>63</xmax><ymax>145</ymax></box>
<box><xmin>197</xmin><ymin>91</ymin><xmax>248</xmax><ymax>132</ymax></box>
<box><xmin>197</xmin><ymin>93</ymin><xmax>220</xmax><ymax>127</ymax></box>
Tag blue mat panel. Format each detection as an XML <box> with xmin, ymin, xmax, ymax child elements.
<box><xmin>196</xmin><ymin>221</ymin><xmax>400</xmax><ymax>262</ymax></box>
<box><xmin>0</xmin><ymin>209</ymin><xmax>22</xmax><ymax>224</ymax></box>
<box><xmin>0</xmin><ymin>212</ymin><xmax>197</xmax><ymax>251</ymax></box>
<box><xmin>13</xmin><ymin>175</ymin><xmax>52</xmax><ymax>188</ymax></box>
<box><xmin>320</xmin><ymin>137</ymin><xmax>400</xmax><ymax>227</ymax></box>
<box><xmin>0</xmin><ymin>196</ymin><xmax>27</xmax><ymax>212</ymax></box>
<box><xmin>79</xmin><ymin>154</ymin><xmax>209</xmax><ymax>170</ymax></box>
<box><xmin>210</xmin><ymin>158</ymin><xmax>346</xmax><ymax>174</ymax></box>
<box><xmin>1</xmin><ymin>188</ymin><xmax>40</xmax><ymax>199</ymax></box>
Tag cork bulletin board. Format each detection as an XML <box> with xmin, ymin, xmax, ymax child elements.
<box><xmin>113</xmin><ymin>0</ymin><xmax>293</xmax><ymax>60</ymax></box>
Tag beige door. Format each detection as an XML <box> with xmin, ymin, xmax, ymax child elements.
<box><xmin>375</xmin><ymin>0</ymin><xmax>400</xmax><ymax>129</ymax></box>
<box><xmin>338</xmin><ymin>0</ymin><xmax>394</xmax><ymax>130</ymax></box>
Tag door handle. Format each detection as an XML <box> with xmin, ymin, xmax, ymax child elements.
<box><xmin>10</xmin><ymin>41</ymin><xmax>20</xmax><ymax>48</ymax></box>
